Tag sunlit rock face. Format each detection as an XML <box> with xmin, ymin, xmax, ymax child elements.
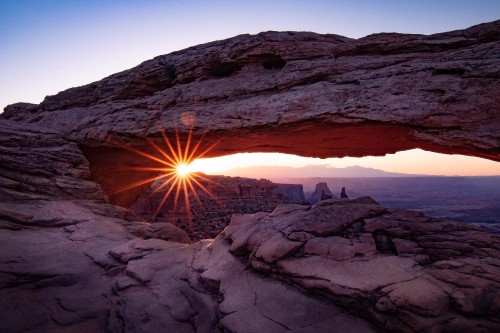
<box><xmin>1</xmin><ymin>21</ymin><xmax>500</xmax><ymax>333</ymax></box>
<box><xmin>3</xmin><ymin>20</ymin><xmax>500</xmax><ymax>206</ymax></box>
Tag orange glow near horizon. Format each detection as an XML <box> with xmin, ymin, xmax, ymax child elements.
<box><xmin>105</xmin><ymin>135</ymin><xmax>498</xmax><ymax>227</ymax></box>
<box><xmin>176</xmin><ymin>163</ymin><xmax>192</xmax><ymax>177</ymax></box>
<box><xmin>187</xmin><ymin>149</ymin><xmax>500</xmax><ymax>177</ymax></box>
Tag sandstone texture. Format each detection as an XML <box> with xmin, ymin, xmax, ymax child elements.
<box><xmin>2</xmin><ymin>21</ymin><xmax>500</xmax><ymax>206</ymax></box>
<box><xmin>1</xmin><ymin>21</ymin><xmax>500</xmax><ymax>333</ymax></box>
<box><xmin>131</xmin><ymin>175</ymin><xmax>306</xmax><ymax>240</ymax></box>
<box><xmin>1</xmin><ymin>118</ymin><xmax>500</xmax><ymax>332</ymax></box>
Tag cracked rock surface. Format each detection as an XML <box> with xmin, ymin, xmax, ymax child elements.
<box><xmin>2</xmin><ymin>21</ymin><xmax>499</xmax><ymax>207</ymax></box>
<box><xmin>3</xmin><ymin>21</ymin><xmax>499</xmax><ymax>163</ymax></box>
<box><xmin>1</xmin><ymin>119</ymin><xmax>499</xmax><ymax>332</ymax></box>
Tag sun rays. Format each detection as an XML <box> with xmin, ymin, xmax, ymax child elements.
<box><xmin>108</xmin><ymin>129</ymin><xmax>220</xmax><ymax>228</ymax></box>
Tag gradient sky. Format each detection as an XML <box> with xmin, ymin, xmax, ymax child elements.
<box><xmin>1</xmin><ymin>0</ymin><xmax>499</xmax><ymax>175</ymax></box>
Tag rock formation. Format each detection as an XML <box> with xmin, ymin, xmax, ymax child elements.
<box><xmin>307</xmin><ymin>182</ymin><xmax>336</xmax><ymax>204</ymax></box>
<box><xmin>1</xmin><ymin>120</ymin><xmax>499</xmax><ymax>332</ymax></box>
<box><xmin>341</xmin><ymin>186</ymin><xmax>349</xmax><ymax>199</ymax></box>
<box><xmin>131</xmin><ymin>175</ymin><xmax>306</xmax><ymax>240</ymax></box>
<box><xmin>2</xmin><ymin>20</ymin><xmax>499</xmax><ymax>207</ymax></box>
<box><xmin>1</xmin><ymin>21</ymin><xmax>500</xmax><ymax>333</ymax></box>
<box><xmin>276</xmin><ymin>183</ymin><xmax>307</xmax><ymax>203</ymax></box>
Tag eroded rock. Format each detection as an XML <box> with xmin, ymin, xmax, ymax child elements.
<box><xmin>2</xmin><ymin>21</ymin><xmax>499</xmax><ymax>207</ymax></box>
<box><xmin>1</xmin><ymin>21</ymin><xmax>500</xmax><ymax>333</ymax></box>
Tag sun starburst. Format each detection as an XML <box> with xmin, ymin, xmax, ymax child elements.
<box><xmin>176</xmin><ymin>163</ymin><xmax>191</xmax><ymax>177</ymax></box>
<box><xmin>108</xmin><ymin>129</ymin><xmax>220</xmax><ymax>229</ymax></box>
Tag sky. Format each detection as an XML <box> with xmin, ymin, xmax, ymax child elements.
<box><xmin>187</xmin><ymin>150</ymin><xmax>500</xmax><ymax>177</ymax></box>
<box><xmin>1</xmin><ymin>0</ymin><xmax>499</xmax><ymax>176</ymax></box>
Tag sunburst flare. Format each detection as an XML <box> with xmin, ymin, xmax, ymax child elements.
<box><xmin>108</xmin><ymin>129</ymin><xmax>220</xmax><ymax>229</ymax></box>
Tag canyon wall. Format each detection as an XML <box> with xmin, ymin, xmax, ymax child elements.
<box><xmin>131</xmin><ymin>175</ymin><xmax>306</xmax><ymax>240</ymax></box>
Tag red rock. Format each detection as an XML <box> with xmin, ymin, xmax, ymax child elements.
<box><xmin>1</xmin><ymin>21</ymin><xmax>500</xmax><ymax>333</ymax></box>
<box><xmin>3</xmin><ymin>21</ymin><xmax>499</xmax><ymax>207</ymax></box>
<box><xmin>130</xmin><ymin>175</ymin><xmax>306</xmax><ymax>240</ymax></box>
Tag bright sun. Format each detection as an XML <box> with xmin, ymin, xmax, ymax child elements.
<box><xmin>108</xmin><ymin>129</ymin><xmax>220</xmax><ymax>227</ymax></box>
<box><xmin>176</xmin><ymin>163</ymin><xmax>191</xmax><ymax>177</ymax></box>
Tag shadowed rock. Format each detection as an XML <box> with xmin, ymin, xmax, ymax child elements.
<box><xmin>307</xmin><ymin>182</ymin><xmax>335</xmax><ymax>204</ymax></box>
<box><xmin>2</xmin><ymin>21</ymin><xmax>500</xmax><ymax>207</ymax></box>
<box><xmin>130</xmin><ymin>175</ymin><xmax>306</xmax><ymax>240</ymax></box>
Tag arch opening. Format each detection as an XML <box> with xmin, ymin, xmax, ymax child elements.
<box><xmin>80</xmin><ymin>119</ymin><xmax>499</xmax><ymax>209</ymax></box>
<box><xmin>79</xmin><ymin>125</ymin><xmax>500</xmax><ymax>240</ymax></box>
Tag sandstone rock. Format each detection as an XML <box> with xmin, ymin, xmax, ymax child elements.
<box><xmin>3</xmin><ymin>22</ymin><xmax>499</xmax><ymax>207</ymax></box>
<box><xmin>379</xmin><ymin>277</ymin><xmax>449</xmax><ymax>317</ymax></box>
<box><xmin>269</xmin><ymin>203</ymin><xmax>310</xmax><ymax>217</ymax></box>
<box><xmin>304</xmin><ymin>235</ymin><xmax>376</xmax><ymax>260</ymax></box>
<box><xmin>1</xmin><ymin>21</ymin><xmax>500</xmax><ymax>333</ymax></box>
<box><xmin>222</xmin><ymin>196</ymin><xmax>500</xmax><ymax>332</ymax></box>
<box><xmin>130</xmin><ymin>175</ymin><xmax>306</xmax><ymax>240</ymax></box>
<box><xmin>307</xmin><ymin>182</ymin><xmax>336</xmax><ymax>204</ymax></box>
<box><xmin>127</xmin><ymin>221</ymin><xmax>192</xmax><ymax>243</ymax></box>
<box><xmin>392</xmin><ymin>238</ymin><xmax>428</xmax><ymax>263</ymax></box>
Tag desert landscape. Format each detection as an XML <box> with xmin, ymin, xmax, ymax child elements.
<box><xmin>1</xmin><ymin>2</ymin><xmax>499</xmax><ymax>332</ymax></box>
<box><xmin>280</xmin><ymin>176</ymin><xmax>500</xmax><ymax>233</ymax></box>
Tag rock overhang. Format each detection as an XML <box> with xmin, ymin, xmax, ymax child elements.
<box><xmin>2</xmin><ymin>21</ymin><xmax>499</xmax><ymax>206</ymax></box>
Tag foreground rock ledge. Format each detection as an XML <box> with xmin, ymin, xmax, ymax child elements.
<box><xmin>3</xmin><ymin>20</ymin><xmax>500</xmax><ymax>206</ymax></box>
<box><xmin>1</xmin><ymin>119</ymin><xmax>499</xmax><ymax>333</ymax></box>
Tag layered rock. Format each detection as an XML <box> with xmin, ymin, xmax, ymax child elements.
<box><xmin>2</xmin><ymin>21</ymin><xmax>499</xmax><ymax>207</ymax></box>
<box><xmin>1</xmin><ymin>118</ymin><xmax>500</xmax><ymax>332</ymax></box>
<box><xmin>224</xmin><ymin>197</ymin><xmax>500</xmax><ymax>332</ymax></box>
<box><xmin>1</xmin><ymin>21</ymin><xmax>500</xmax><ymax>333</ymax></box>
<box><xmin>131</xmin><ymin>175</ymin><xmax>305</xmax><ymax>240</ymax></box>
<box><xmin>276</xmin><ymin>183</ymin><xmax>307</xmax><ymax>203</ymax></box>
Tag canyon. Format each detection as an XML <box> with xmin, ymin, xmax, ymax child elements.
<box><xmin>1</xmin><ymin>20</ymin><xmax>499</xmax><ymax>332</ymax></box>
<box><xmin>131</xmin><ymin>175</ymin><xmax>306</xmax><ymax>240</ymax></box>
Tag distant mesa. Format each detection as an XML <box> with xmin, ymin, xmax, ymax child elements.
<box><xmin>307</xmin><ymin>182</ymin><xmax>336</xmax><ymax>204</ymax></box>
<box><xmin>276</xmin><ymin>183</ymin><xmax>307</xmax><ymax>203</ymax></box>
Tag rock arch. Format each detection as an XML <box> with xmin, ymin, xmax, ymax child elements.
<box><xmin>2</xmin><ymin>21</ymin><xmax>500</xmax><ymax>333</ymax></box>
<box><xmin>3</xmin><ymin>21</ymin><xmax>499</xmax><ymax>206</ymax></box>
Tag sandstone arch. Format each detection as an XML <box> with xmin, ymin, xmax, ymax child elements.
<box><xmin>2</xmin><ymin>21</ymin><xmax>500</xmax><ymax>333</ymax></box>
<box><xmin>3</xmin><ymin>21</ymin><xmax>499</xmax><ymax>206</ymax></box>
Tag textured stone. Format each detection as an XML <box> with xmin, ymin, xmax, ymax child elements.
<box><xmin>222</xmin><ymin>197</ymin><xmax>500</xmax><ymax>332</ymax></box>
<box><xmin>131</xmin><ymin>175</ymin><xmax>306</xmax><ymax>240</ymax></box>
<box><xmin>379</xmin><ymin>277</ymin><xmax>449</xmax><ymax>317</ymax></box>
<box><xmin>1</xmin><ymin>21</ymin><xmax>500</xmax><ymax>333</ymax></box>
<box><xmin>126</xmin><ymin>222</ymin><xmax>192</xmax><ymax>243</ymax></box>
<box><xmin>2</xmin><ymin>21</ymin><xmax>499</xmax><ymax>207</ymax></box>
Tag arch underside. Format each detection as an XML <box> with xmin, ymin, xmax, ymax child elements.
<box><xmin>3</xmin><ymin>22</ymin><xmax>499</xmax><ymax>206</ymax></box>
<box><xmin>80</xmin><ymin>119</ymin><xmax>497</xmax><ymax>208</ymax></box>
